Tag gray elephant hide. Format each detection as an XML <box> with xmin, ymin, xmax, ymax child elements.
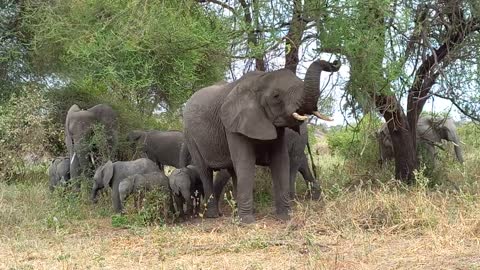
<box><xmin>168</xmin><ymin>165</ymin><xmax>203</xmax><ymax>217</ymax></box>
<box><xmin>118</xmin><ymin>171</ymin><xmax>170</xmax><ymax>211</ymax></box>
<box><xmin>91</xmin><ymin>158</ymin><xmax>160</xmax><ymax>213</ymax></box>
<box><xmin>48</xmin><ymin>157</ymin><xmax>70</xmax><ymax>191</ymax></box>
<box><xmin>377</xmin><ymin>115</ymin><xmax>464</xmax><ymax>166</ymax></box>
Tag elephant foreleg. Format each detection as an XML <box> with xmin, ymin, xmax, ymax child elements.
<box><xmin>227</xmin><ymin>133</ymin><xmax>256</xmax><ymax>224</ymax></box>
<box><xmin>269</xmin><ymin>130</ymin><xmax>290</xmax><ymax>221</ymax></box>
<box><xmin>173</xmin><ymin>194</ymin><xmax>185</xmax><ymax>218</ymax></box>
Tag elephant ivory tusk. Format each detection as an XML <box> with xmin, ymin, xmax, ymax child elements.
<box><xmin>90</xmin><ymin>154</ymin><xmax>95</xmax><ymax>166</ymax></box>
<box><xmin>71</xmin><ymin>152</ymin><xmax>76</xmax><ymax>165</ymax></box>
<box><xmin>313</xmin><ymin>111</ymin><xmax>333</xmax><ymax>121</ymax></box>
<box><xmin>292</xmin><ymin>112</ymin><xmax>308</xmax><ymax>121</ymax></box>
<box><xmin>451</xmin><ymin>141</ymin><xmax>459</xmax><ymax>147</ymax></box>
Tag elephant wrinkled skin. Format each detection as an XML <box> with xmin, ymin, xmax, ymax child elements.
<box><xmin>127</xmin><ymin>130</ymin><xmax>184</xmax><ymax>170</ymax></box>
<box><xmin>213</xmin><ymin>122</ymin><xmax>321</xmax><ymax>202</ymax></box>
<box><xmin>183</xmin><ymin>59</ymin><xmax>340</xmax><ymax>223</ymax></box>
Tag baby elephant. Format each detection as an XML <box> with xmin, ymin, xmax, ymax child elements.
<box><xmin>168</xmin><ymin>165</ymin><xmax>204</xmax><ymax>217</ymax></box>
<box><xmin>48</xmin><ymin>157</ymin><xmax>70</xmax><ymax>191</ymax></box>
<box><xmin>118</xmin><ymin>171</ymin><xmax>170</xmax><ymax>211</ymax></box>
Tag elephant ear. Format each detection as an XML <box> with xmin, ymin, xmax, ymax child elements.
<box><xmin>220</xmin><ymin>82</ymin><xmax>277</xmax><ymax>140</ymax></box>
<box><xmin>102</xmin><ymin>161</ymin><xmax>114</xmax><ymax>187</ymax></box>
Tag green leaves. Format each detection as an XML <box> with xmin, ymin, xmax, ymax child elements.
<box><xmin>24</xmin><ymin>0</ymin><xmax>230</xmax><ymax>111</ymax></box>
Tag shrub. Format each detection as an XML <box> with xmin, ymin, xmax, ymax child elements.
<box><xmin>113</xmin><ymin>186</ymin><xmax>174</xmax><ymax>228</ymax></box>
<box><xmin>326</xmin><ymin>116</ymin><xmax>380</xmax><ymax>168</ymax></box>
<box><xmin>0</xmin><ymin>87</ymin><xmax>58</xmax><ymax>182</ymax></box>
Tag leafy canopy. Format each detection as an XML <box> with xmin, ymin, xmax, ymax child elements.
<box><xmin>24</xmin><ymin>0</ymin><xmax>230</xmax><ymax>111</ymax></box>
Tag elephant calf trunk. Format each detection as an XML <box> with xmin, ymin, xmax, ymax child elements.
<box><xmin>91</xmin><ymin>185</ymin><xmax>100</xmax><ymax>203</ymax></box>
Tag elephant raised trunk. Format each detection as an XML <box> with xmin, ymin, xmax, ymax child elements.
<box><xmin>300</xmin><ymin>59</ymin><xmax>341</xmax><ymax>116</ymax></box>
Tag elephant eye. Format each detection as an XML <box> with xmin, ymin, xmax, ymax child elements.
<box><xmin>273</xmin><ymin>93</ymin><xmax>280</xmax><ymax>99</ymax></box>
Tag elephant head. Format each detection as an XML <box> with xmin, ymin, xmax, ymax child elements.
<box><xmin>220</xmin><ymin>60</ymin><xmax>341</xmax><ymax>140</ymax></box>
<box><xmin>91</xmin><ymin>160</ymin><xmax>114</xmax><ymax>203</ymax></box>
<box><xmin>65</xmin><ymin>104</ymin><xmax>118</xmax><ymax>180</ymax></box>
<box><xmin>378</xmin><ymin>116</ymin><xmax>464</xmax><ymax>166</ymax></box>
<box><xmin>421</xmin><ymin>117</ymin><xmax>464</xmax><ymax>163</ymax></box>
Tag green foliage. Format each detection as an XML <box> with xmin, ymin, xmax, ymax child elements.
<box><xmin>326</xmin><ymin>116</ymin><xmax>380</xmax><ymax>164</ymax></box>
<box><xmin>0</xmin><ymin>0</ymin><xmax>29</xmax><ymax>103</ymax></box>
<box><xmin>0</xmin><ymin>87</ymin><xmax>59</xmax><ymax>181</ymax></box>
<box><xmin>458</xmin><ymin>122</ymin><xmax>480</xmax><ymax>149</ymax></box>
<box><xmin>46</xmin><ymin>86</ymin><xmax>182</xmax><ymax>161</ymax></box>
<box><xmin>24</xmin><ymin>0</ymin><xmax>230</xmax><ymax>110</ymax></box>
<box><xmin>114</xmin><ymin>186</ymin><xmax>174</xmax><ymax>228</ymax></box>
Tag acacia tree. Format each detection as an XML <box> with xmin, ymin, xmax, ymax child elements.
<box><xmin>320</xmin><ymin>0</ymin><xmax>480</xmax><ymax>182</ymax></box>
<box><xmin>0</xmin><ymin>0</ymin><xmax>31</xmax><ymax>102</ymax></box>
<box><xmin>197</xmin><ymin>0</ymin><xmax>322</xmax><ymax>74</ymax></box>
<box><xmin>22</xmin><ymin>0</ymin><xmax>231</xmax><ymax>114</ymax></box>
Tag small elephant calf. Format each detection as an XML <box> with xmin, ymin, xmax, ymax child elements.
<box><xmin>168</xmin><ymin>165</ymin><xmax>204</xmax><ymax>217</ymax></box>
<box><xmin>48</xmin><ymin>157</ymin><xmax>70</xmax><ymax>191</ymax></box>
<box><xmin>118</xmin><ymin>171</ymin><xmax>170</xmax><ymax>211</ymax></box>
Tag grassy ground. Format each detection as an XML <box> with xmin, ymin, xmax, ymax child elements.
<box><xmin>2</xmin><ymin>139</ymin><xmax>480</xmax><ymax>269</ymax></box>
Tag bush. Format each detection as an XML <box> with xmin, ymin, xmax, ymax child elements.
<box><xmin>46</xmin><ymin>85</ymin><xmax>183</xmax><ymax>162</ymax></box>
<box><xmin>0</xmin><ymin>87</ymin><xmax>58</xmax><ymax>182</ymax></box>
<box><xmin>326</xmin><ymin>116</ymin><xmax>380</xmax><ymax>168</ymax></box>
<box><xmin>113</xmin><ymin>186</ymin><xmax>174</xmax><ymax>228</ymax></box>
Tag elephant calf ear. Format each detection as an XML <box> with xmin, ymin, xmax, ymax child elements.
<box><xmin>220</xmin><ymin>84</ymin><xmax>277</xmax><ymax>140</ymax></box>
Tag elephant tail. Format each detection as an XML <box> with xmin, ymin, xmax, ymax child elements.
<box><xmin>179</xmin><ymin>143</ymin><xmax>191</xmax><ymax>167</ymax></box>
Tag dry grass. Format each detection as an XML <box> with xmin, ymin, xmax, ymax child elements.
<box><xmin>1</xmin><ymin>179</ymin><xmax>480</xmax><ymax>269</ymax></box>
<box><xmin>2</xmin><ymin>134</ymin><xmax>480</xmax><ymax>269</ymax></box>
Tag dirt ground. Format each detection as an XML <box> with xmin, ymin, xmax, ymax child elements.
<box><xmin>2</xmin><ymin>208</ymin><xmax>480</xmax><ymax>270</ymax></box>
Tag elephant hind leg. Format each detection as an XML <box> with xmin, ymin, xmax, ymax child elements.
<box><xmin>289</xmin><ymin>164</ymin><xmax>299</xmax><ymax>201</ymax></box>
<box><xmin>298</xmin><ymin>157</ymin><xmax>321</xmax><ymax>200</ymax></box>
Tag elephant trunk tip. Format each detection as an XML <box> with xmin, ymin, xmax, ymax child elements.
<box><xmin>301</xmin><ymin>59</ymin><xmax>341</xmax><ymax>117</ymax></box>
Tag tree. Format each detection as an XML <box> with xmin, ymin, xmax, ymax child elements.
<box><xmin>198</xmin><ymin>0</ymin><xmax>321</xmax><ymax>73</ymax></box>
<box><xmin>0</xmin><ymin>0</ymin><xmax>31</xmax><ymax>102</ymax></box>
<box><xmin>22</xmin><ymin>0</ymin><xmax>231</xmax><ymax>114</ymax></box>
<box><xmin>320</xmin><ymin>0</ymin><xmax>480</xmax><ymax>182</ymax></box>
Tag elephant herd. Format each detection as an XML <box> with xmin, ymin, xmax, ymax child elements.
<box><xmin>48</xmin><ymin>58</ymin><xmax>463</xmax><ymax>224</ymax></box>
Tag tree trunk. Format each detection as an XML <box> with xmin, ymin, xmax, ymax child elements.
<box><xmin>377</xmin><ymin>95</ymin><xmax>418</xmax><ymax>183</ymax></box>
<box><xmin>387</xmin><ymin>114</ymin><xmax>417</xmax><ymax>183</ymax></box>
<box><xmin>284</xmin><ymin>0</ymin><xmax>305</xmax><ymax>73</ymax></box>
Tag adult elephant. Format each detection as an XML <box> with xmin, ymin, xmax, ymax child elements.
<box><xmin>127</xmin><ymin>130</ymin><xmax>184</xmax><ymax>170</ymax></box>
<box><xmin>65</xmin><ymin>104</ymin><xmax>118</xmax><ymax>180</ymax></box>
<box><xmin>213</xmin><ymin>122</ymin><xmax>321</xmax><ymax>202</ymax></box>
<box><xmin>183</xmin><ymin>59</ymin><xmax>340</xmax><ymax>223</ymax></box>
<box><xmin>377</xmin><ymin>115</ymin><xmax>464</xmax><ymax>165</ymax></box>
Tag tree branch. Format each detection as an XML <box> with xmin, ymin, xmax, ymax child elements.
<box><xmin>197</xmin><ymin>0</ymin><xmax>236</xmax><ymax>14</ymax></box>
<box><xmin>432</xmin><ymin>93</ymin><xmax>480</xmax><ymax>122</ymax></box>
